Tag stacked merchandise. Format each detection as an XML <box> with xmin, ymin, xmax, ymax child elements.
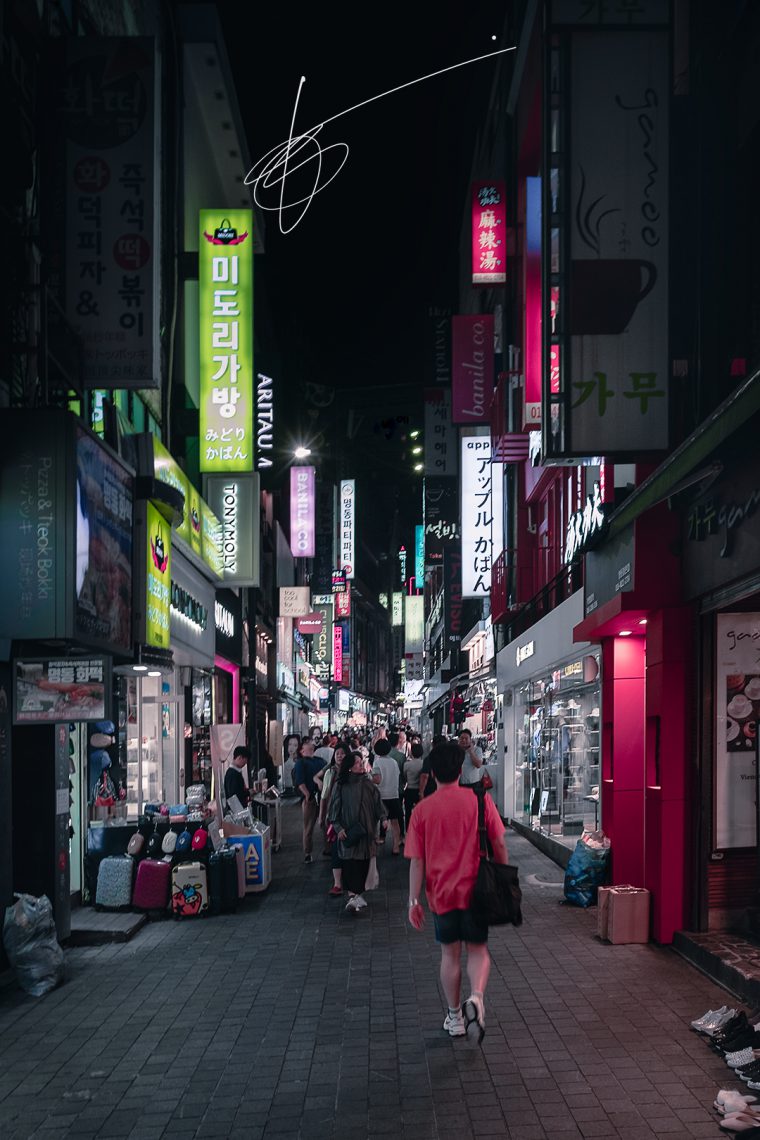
<box><xmin>691</xmin><ymin>1005</ymin><xmax>760</xmax><ymax>1134</ymax></box>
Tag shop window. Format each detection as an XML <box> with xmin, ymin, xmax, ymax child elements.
<box><xmin>514</xmin><ymin>653</ymin><xmax>601</xmax><ymax>845</ymax></box>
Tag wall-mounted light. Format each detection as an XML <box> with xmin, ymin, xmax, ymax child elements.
<box><xmin>413</xmin><ymin>463</ymin><xmax>423</xmax><ymax>472</ymax></box>
<box><xmin>639</xmin><ymin>619</ymin><xmax>648</xmax><ymax>626</ymax></box>
<box><xmin>619</xmin><ymin>630</ymin><xmax>632</xmax><ymax>637</ymax></box>
<box><xmin>412</xmin><ymin>446</ymin><xmax>422</xmax><ymax>455</ymax></box>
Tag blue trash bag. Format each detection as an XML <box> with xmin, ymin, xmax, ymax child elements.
<box><xmin>563</xmin><ymin>832</ymin><xmax>611</xmax><ymax>907</ymax></box>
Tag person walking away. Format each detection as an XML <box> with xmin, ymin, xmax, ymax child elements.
<box><xmin>293</xmin><ymin>739</ymin><xmax>325</xmax><ymax>863</ymax></box>
<box><xmin>314</xmin><ymin>734</ymin><xmax>335</xmax><ymax>767</ymax></box>
<box><xmin>405</xmin><ymin>740</ymin><xmax>508</xmax><ymax>1041</ymax></box>
<box><xmin>403</xmin><ymin>742</ymin><xmax>424</xmax><ymax>831</ymax></box>
<box><xmin>388</xmin><ymin>731</ymin><xmax>408</xmax><ymax>840</ymax></box>
<box><xmin>371</xmin><ymin>738</ymin><xmax>404</xmax><ymax>855</ymax></box>
<box><xmin>418</xmin><ymin>734</ymin><xmax>445</xmax><ymax>798</ymax></box>
<box><xmin>224</xmin><ymin>746</ymin><xmax>251</xmax><ymax>810</ymax></box>
<box><xmin>328</xmin><ymin>750</ymin><xmax>387</xmax><ymax>912</ymax></box>
<box><xmin>458</xmin><ymin>729</ymin><xmax>484</xmax><ymax>786</ymax></box>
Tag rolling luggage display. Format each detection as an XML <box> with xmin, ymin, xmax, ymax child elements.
<box><xmin>209</xmin><ymin>849</ymin><xmax>239</xmax><ymax>915</ymax></box>
<box><xmin>95</xmin><ymin>856</ymin><xmax>134</xmax><ymax>910</ymax></box>
<box><xmin>133</xmin><ymin>858</ymin><xmax>171</xmax><ymax>912</ymax></box>
<box><xmin>171</xmin><ymin>862</ymin><xmax>209</xmax><ymax>918</ymax></box>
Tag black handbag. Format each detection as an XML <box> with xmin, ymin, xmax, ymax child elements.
<box><xmin>471</xmin><ymin>790</ymin><xmax>523</xmax><ymax>926</ymax></box>
<box><xmin>342</xmin><ymin>820</ymin><xmax>367</xmax><ymax>847</ymax></box>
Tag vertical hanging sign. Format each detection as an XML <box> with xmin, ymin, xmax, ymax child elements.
<box><xmin>333</xmin><ymin>624</ymin><xmax>343</xmax><ymax>684</ymax></box>
<box><xmin>452</xmin><ymin>315</ymin><xmax>495</xmax><ymax>425</ymax></box>
<box><xmin>460</xmin><ymin>431</ymin><xmax>502</xmax><ymax>599</ymax></box>
<box><xmin>340</xmin><ymin>480</ymin><xmax>356</xmax><ymax>579</ymax></box>
<box><xmin>199</xmin><ymin>209</ymin><xmax>254</xmax><ymax>473</ymax></box>
<box><xmin>472</xmin><ymin>181</ymin><xmax>506</xmax><ymax>285</ymax></box>
<box><xmin>415</xmin><ymin>525</ymin><xmax>425</xmax><ymax>588</ymax></box>
<box><xmin>523</xmin><ymin>177</ymin><xmax>542</xmax><ymax>429</ymax></box>
<box><xmin>290</xmin><ymin>466</ymin><xmax>315</xmax><ymax>557</ymax></box>
<box><xmin>145</xmin><ymin>501</ymin><xmax>171</xmax><ymax>647</ymax></box>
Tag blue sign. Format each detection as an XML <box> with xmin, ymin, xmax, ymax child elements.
<box><xmin>227</xmin><ymin>833</ymin><xmax>270</xmax><ymax>892</ymax></box>
<box><xmin>415</xmin><ymin>524</ymin><xmax>425</xmax><ymax>588</ymax></box>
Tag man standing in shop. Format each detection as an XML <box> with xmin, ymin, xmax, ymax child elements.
<box><xmin>294</xmin><ymin>739</ymin><xmax>326</xmax><ymax>864</ymax></box>
<box><xmin>224</xmin><ymin>746</ymin><xmax>251</xmax><ymax>810</ymax></box>
<box><xmin>458</xmin><ymin>729</ymin><xmax>484</xmax><ymax>785</ymax></box>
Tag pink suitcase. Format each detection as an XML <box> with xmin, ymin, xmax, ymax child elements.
<box><xmin>133</xmin><ymin>858</ymin><xmax>171</xmax><ymax>911</ymax></box>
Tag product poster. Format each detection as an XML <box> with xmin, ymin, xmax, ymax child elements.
<box><xmin>715</xmin><ymin>613</ymin><xmax>760</xmax><ymax>849</ymax></box>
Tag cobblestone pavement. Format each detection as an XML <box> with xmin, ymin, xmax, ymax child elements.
<box><xmin>0</xmin><ymin>802</ymin><xmax>748</xmax><ymax>1139</ymax></box>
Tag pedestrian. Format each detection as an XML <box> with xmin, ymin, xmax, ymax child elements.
<box><xmin>223</xmin><ymin>745</ymin><xmax>251</xmax><ymax>810</ymax></box>
<box><xmin>328</xmin><ymin>749</ymin><xmax>387</xmax><ymax>912</ymax></box>
<box><xmin>418</xmin><ymin>734</ymin><xmax>445</xmax><ymax>798</ymax></box>
<box><xmin>458</xmin><ymin>729</ymin><xmax>484</xmax><ymax>785</ymax></box>
<box><xmin>293</xmin><ymin>738</ymin><xmax>326</xmax><ymax>864</ymax></box>
<box><xmin>314</xmin><ymin>734</ymin><xmax>334</xmax><ymax>767</ymax></box>
<box><xmin>403</xmin><ymin>741</ymin><xmax>424</xmax><ymax>829</ymax></box>
<box><xmin>319</xmin><ymin>741</ymin><xmax>349</xmax><ymax>888</ymax></box>
<box><xmin>371</xmin><ymin>738</ymin><xmax>403</xmax><ymax>855</ymax></box>
<box><xmin>282</xmin><ymin>734</ymin><xmax>300</xmax><ymax>796</ymax></box>
<box><xmin>405</xmin><ymin>739</ymin><xmax>508</xmax><ymax>1042</ymax></box>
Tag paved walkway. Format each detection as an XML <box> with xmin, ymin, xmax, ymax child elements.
<box><xmin>0</xmin><ymin>802</ymin><xmax>749</xmax><ymax>1139</ymax></box>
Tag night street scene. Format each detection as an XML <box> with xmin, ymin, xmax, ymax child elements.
<box><xmin>1</xmin><ymin>1</ymin><xmax>760</xmax><ymax>1138</ymax></box>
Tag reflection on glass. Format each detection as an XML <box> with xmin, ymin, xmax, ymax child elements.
<box><xmin>551</xmin><ymin>228</ymin><xmax>560</xmax><ymax>274</ymax></box>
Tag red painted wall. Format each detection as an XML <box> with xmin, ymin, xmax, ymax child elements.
<box><xmin>601</xmin><ymin>636</ymin><xmax>646</xmax><ymax>888</ymax></box>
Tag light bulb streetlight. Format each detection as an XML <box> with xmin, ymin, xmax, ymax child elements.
<box><xmin>293</xmin><ymin>446</ymin><xmax>312</xmax><ymax>460</ymax></box>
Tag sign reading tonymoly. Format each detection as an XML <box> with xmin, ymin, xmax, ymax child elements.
<box><xmin>204</xmin><ymin>473</ymin><xmax>260</xmax><ymax>586</ymax></box>
<box><xmin>199</xmin><ymin>209</ymin><xmax>254</xmax><ymax>473</ymax></box>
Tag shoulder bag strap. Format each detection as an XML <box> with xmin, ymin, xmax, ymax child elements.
<box><xmin>475</xmin><ymin>785</ymin><xmax>488</xmax><ymax>858</ymax></box>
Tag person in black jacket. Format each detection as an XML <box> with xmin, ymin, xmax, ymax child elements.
<box><xmin>224</xmin><ymin>746</ymin><xmax>251</xmax><ymax>809</ymax></box>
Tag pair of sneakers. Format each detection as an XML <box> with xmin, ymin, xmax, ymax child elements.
<box><xmin>345</xmin><ymin>894</ymin><xmax>367</xmax><ymax>911</ymax></box>
<box><xmin>691</xmin><ymin>1005</ymin><xmax>737</xmax><ymax>1035</ymax></box>
<box><xmin>443</xmin><ymin>994</ymin><xmax>486</xmax><ymax>1043</ymax></box>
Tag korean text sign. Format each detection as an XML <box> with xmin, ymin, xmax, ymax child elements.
<box><xmin>145</xmin><ymin>500</ymin><xmax>171</xmax><ymax>647</ymax></box>
<box><xmin>63</xmin><ymin>38</ymin><xmax>159</xmax><ymax>388</ymax></box>
<box><xmin>199</xmin><ymin>210</ymin><xmax>254</xmax><ymax>472</ymax></box>
<box><xmin>340</xmin><ymin>480</ymin><xmax>355</xmax><ymax>579</ymax></box>
<box><xmin>472</xmin><ymin>181</ymin><xmax>506</xmax><ymax>285</ymax></box>
<box><xmin>460</xmin><ymin>432</ymin><xmax>503</xmax><ymax>599</ymax></box>
<box><xmin>424</xmin><ymin>388</ymin><xmax>458</xmax><ymax>476</ymax></box>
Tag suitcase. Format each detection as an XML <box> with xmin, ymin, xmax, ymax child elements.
<box><xmin>95</xmin><ymin>855</ymin><xmax>134</xmax><ymax>910</ymax></box>
<box><xmin>225</xmin><ymin>840</ymin><xmax>246</xmax><ymax>898</ymax></box>
<box><xmin>171</xmin><ymin>862</ymin><xmax>209</xmax><ymax>918</ymax></box>
<box><xmin>209</xmin><ymin>849</ymin><xmax>239</xmax><ymax>915</ymax></box>
<box><xmin>133</xmin><ymin>857</ymin><xmax>171</xmax><ymax>912</ymax></box>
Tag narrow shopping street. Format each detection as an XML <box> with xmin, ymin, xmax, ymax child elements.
<box><xmin>0</xmin><ymin>806</ymin><xmax>744</xmax><ymax>1140</ymax></box>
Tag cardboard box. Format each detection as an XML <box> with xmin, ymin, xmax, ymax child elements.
<box><xmin>608</xmin><ymin>886</ymin><xmax>650</xmax><ymax>944</ymax></box>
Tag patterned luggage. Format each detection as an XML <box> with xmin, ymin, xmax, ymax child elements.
<box><xmin>171</xmin><ymin>862</ymin><xmax>209</xmax><ymax>918</ymax></box>
<box><xmin>95</xmin><ymin>855</ymin><xmax>134</xmax><ymax>910</ymax></box>
<box><xmin>133</xmin><ymin>857</ymin><xmax>171</xmax><ymax>911</ymax></box>
<box><xmin>209</xmin><ymin>849</ymin><xmax>238</xmax><ymax>915</ymax></box>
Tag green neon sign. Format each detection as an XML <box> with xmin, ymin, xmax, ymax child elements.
<box><xmin>199</xmin><ymin>209</ymin><xmax>254</xmax><ymax>473</ymax></box>
<box><xmin>146</xmin><ymin>501</ymin><xmax>171</xmax><ymax>648</ymax></box>
<box><xmin>152</xmin><ymin>437</ymin><xmax>190</xmax><ymax>544</ymax></box>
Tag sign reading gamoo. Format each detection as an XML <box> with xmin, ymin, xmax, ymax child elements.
<box><xmin>452</xmin><ymin>315</ymin><xmax>494</xmax><ymax>425</ymax></box>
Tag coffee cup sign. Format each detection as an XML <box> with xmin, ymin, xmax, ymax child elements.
<box><xmin>569</xmin><ymin>259</ymin><xmax>657</xmax><ymax>335</ymax></box>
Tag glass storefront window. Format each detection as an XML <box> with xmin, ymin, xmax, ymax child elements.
<box><xmin>514</xmin><ymin>653</ymin><xmax>601</xmax><ymax>846</ymax></box>
<box><xmin>118</xmin><ymin>672</ymin><xmax>180</xmax><ymax>816</ymax></box>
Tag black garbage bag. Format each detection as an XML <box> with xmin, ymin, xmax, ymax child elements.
<box><xmin>3</xmin><ymin>894</ymin><xmax>65</xmax><ymax>997</ymax></box>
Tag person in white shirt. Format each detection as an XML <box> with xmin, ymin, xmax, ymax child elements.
<box><xmin>458</xmin><ymin>729</ymin><xmax>484</xmax><ymax>785</ymax></box>
<box><xmin>371</xmin><ymin>738</ymin><xmax>403</xmax><ymax>855</ymax></box>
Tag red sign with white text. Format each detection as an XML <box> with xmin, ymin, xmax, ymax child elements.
<box><xmin>296</xmin><ymin>613</ymin><xmax>323</xmax><ymax>635</ymax></box>
<box><xmin>472</xmin><ymin>181</ymin><xmax>506</xmax><ymax>285</ymax></box>
<box><xmin>335</xmin><ymin>589</ymin><xmax>351</xmax><ymax>618</ymax></box>
<box><xmin>333</xmin><ymin>624</ymin><xmax>343</xmax><ymax>682</ymax></box>
<box><xmin>452</xmin><ymin>315</ymin><xmax>494</xmax><ymax>425</ymax></box>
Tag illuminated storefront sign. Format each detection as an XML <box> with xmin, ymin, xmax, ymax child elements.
<box><xmin>452</xmin><ymin>315</ymin><xmax>494</xmax><ymax>425</ymax></box>
<box><xmin>313</xmin><ymin>603</ymin><xmax>333</xmax><ymax>680</ymax></box>
<box><xmin>280</xmin><ymin>587</ymin><xmax>311</xmax><ymax>617</ymax></box>
<box><xmin>199</xmin><ymin>209</ymin><xmax>254</xmax><ymax>472</ymax></box>
<box><xmin>516</xmin><ymin>641</ymin><xmax>535</xmax><ymax>666</ymax></box>
<box><xmin>392</xmin><ymin>593</ymin><xmax>404</xmax><ymax>627</ymax></box>
<box><xmin>204</xmin><ymin>473</ymin><xmax>260</xmax><ymax>586</ymax></box>
<box><xmin>215</xmin><ymin>600</ymin><xmax>235</xmax><ymax>638</ymax></box>
<box><xmin>171</xmin><ymin>582</ymin><xmax>208</xmax><ymax>630</ymax></box>
<box><xmin>200</xmin><ymin>499</ymin><xmax>223</xmax><ymax>578</ymax></box>
<box><xmin>153</xmin><ymin>438</ymin><xmax>190</xmax><ymax>543</ymax></box>
<box><xmin>256</xmin><ymin>372</ymin><xmax>274</xmax><ymax>470</ymax></box>
<box><xmin>564</xmin><ymin>481</ymin><xmax>606</xmax><ymax>564</ymax></box>
<box><xmin>415</xmin><ymin>525</ymin><xmax>425</xmax><ymax>588</ymax></box>
<box><xmin>398</xmin><ymin>546</ymin><xmax>407</xmax><ymax>585</ymax></box>
<box><xmin>146</xmin><ymin>500</ymin><xmax>171</xmax><ymax>648</ymax></box>
<box><xmin>404</xmin><ymin>596</ymin><xmax>424</xmax><ymax>654</ymax></box>
<box><xmin>290</xmin><ymin>466</ymin><xmax>316</xmax><ymax>557</ymax></box>
<box><xmin>460</xmin><ymin>432</ymin><xmax>503</xmax><ymax>598</ymax></box>
<box><xmin>472</xmin><ymin>181</ymin><xmax>506</xmax><ymax>285</ymax></box>
<box><xmin>523</xmin><ymin>176</ymin><xmax>542</xmax><ymax>429</ymax></box>
<box><xmin>335</xmin><ymin>589</ymin><xmax>351</xmax><ymax>618</ymax></box>
<box><xmin>333</xmin><ymin>624</ymin><xmax>343</xmax><ymax>683</ymax></box>
<box><xmin>340</xmin><ymin>479</ymin><xmax>355</xmax><ymax>578</ymax></box>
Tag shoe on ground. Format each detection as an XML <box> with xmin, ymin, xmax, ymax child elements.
<box><xmin>328</xmin><ymin>886</ymin><xmax>343</xmax><ymax>896</ymax></box>
<box><xmin>443</xmin><ymin>1011</ymin><xmax>466</xmax><ymax>1037</ymax></box>
<box><xmin>716</xmin><ymin>1090</ymin><xmax>760</xmax><ymax>1114</ymax></box>
<box><xmin>692</xmin><ymin>1005</ymin><xmax>730</xmax><ymax>1031</ymax></box>
<box><xmin>304</xmin><ymin>854</ymin><xmax>312</xmax><ymax>864</ymax></box>
<box><xmin>735</xmin><ymin>1062</ymin><xmax>760</xmax><ymax>1082</ymax></box>
<box><xmin>727</xmin><ymin>1048</ymin><xmax>760</xmax><ymax>1069</ymax></box>
<box><xmin>353</xmin><ymin>895</ymin><xmax>368</xmax><ymax>909</ymax></box>
<box><xmin>463</xmin><ymin>994</ymin><xmax>486</xmax><ymax>1043</ymax></box>
<box><xmin>702</xmin><ymin>1009</ymin><xmax>740</xmax><ymax>1036</ymax></box>
<box><xmin>345</xmin><ymin>895</ymin><xmax>359</xmax><ymax>911</ymax></box>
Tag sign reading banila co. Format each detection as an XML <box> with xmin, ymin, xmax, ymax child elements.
<box><xmin>290</xmin><ymin>466</ymin><xmax>315</xmax><ymax>557</ymax></box>
<box><xmin>452</xmin><ymin>315</ymin><xmax>494</xmax><ymax>425</ymax></box>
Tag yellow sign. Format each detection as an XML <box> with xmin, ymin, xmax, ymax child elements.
<box><xmin>146</xmin><ymin>501</ymin><xmax>171</xmax><ymax>647</ymax></box>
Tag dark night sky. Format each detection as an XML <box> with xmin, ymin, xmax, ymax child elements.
<box><xmin>217</xmin><ymin>3</ymin><xmax>510</xmax><ymax>558</ymax></box>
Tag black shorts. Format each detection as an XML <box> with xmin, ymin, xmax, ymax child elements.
<box><xmin>382</xmin><ymin>798</ymin><xmax>403</xmax><ymax>822</ymax></box>
<box><xmin>433</xmin><ymin>908</ymin><xmax>488</xmax><ymax>945</ymax></box>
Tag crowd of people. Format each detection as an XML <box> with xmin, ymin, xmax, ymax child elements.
<box><xmin>275</xmin><ymin>724</ymin><xmax>507</xmax><ymax>1044</ymax></box>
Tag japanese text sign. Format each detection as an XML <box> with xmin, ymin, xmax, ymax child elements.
<box><xmin>290</xmin><ymin>466</ymin><xmax>315</xmax><ymax>557</ymax></box>
<box><xmin>452</xmin><ymin>315</ymin><xmax>494</xmax><ymax>425</ymax></box>
<box><xmin>340</xmin><ymin>480</ymin><xmax>355</xmax><ymax>579</ymax></box>
<box><xmin>460</xmin><ymin>432</ymin><xmax>503</xmax><ymax>599</ymax></box>
<box><xmin>199</xmin><ymin>209</ymin><xmax>254</xmax><ymax>472</ymax></box>
<box><xmin>472</xmin><ymin>181</ymin><xmax>506</xmax><ymax>285</ymax></box>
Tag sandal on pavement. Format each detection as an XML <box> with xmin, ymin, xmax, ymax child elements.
<box><xmin>716</xmin><ymin>1092</ymin><xmax>760</xmax><ymax>1115</ymax></box>
<box><xmin>720</xmin><ymin>1113</ymin><xmax>760</xmax><ymax>1134</ymax></box>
